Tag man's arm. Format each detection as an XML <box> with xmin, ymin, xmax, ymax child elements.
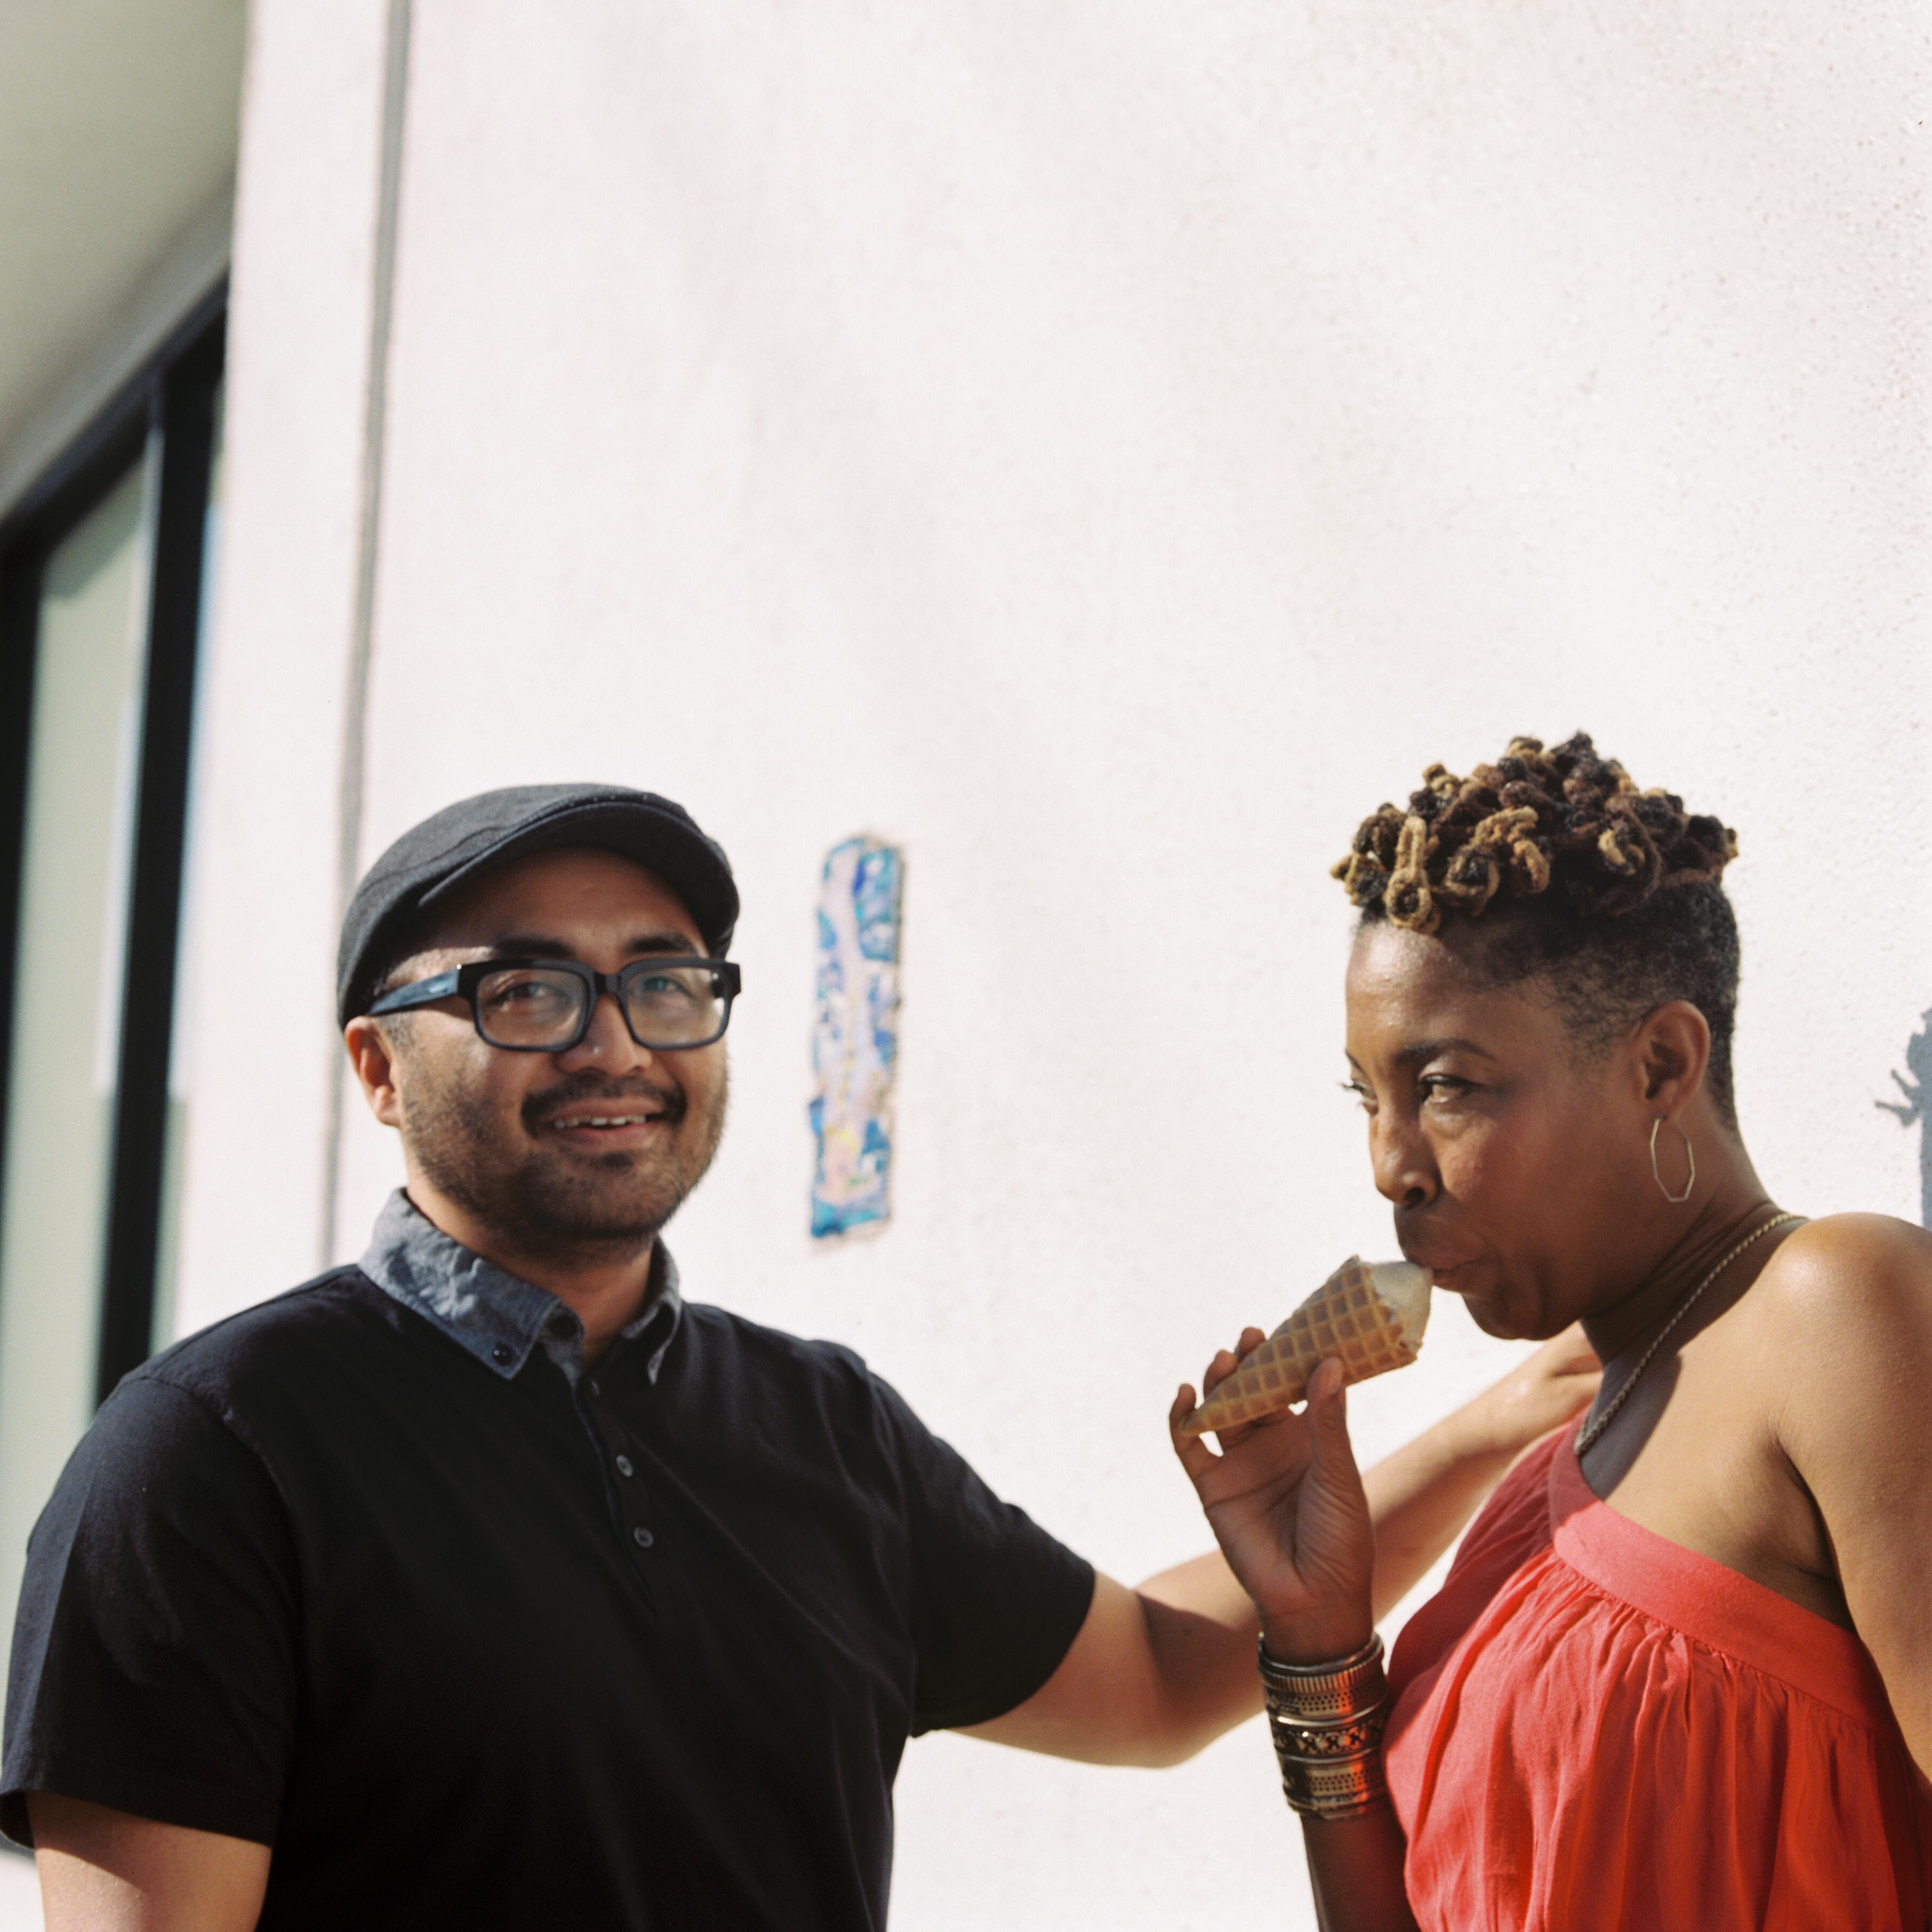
<box><xmin>29</xmin><ymin>1795</ymin><xmax>269</xmax><ymax>1932</ymax></box>
<box><xmin>966</xmin><ymin>1328</ymin><xmax>1597</xmax><ymax>1766</ymax></box>
<box><xmin>2</xmin><ymin>1382</ymin><xmax>297</xmax><ymax>1927</ymax></box>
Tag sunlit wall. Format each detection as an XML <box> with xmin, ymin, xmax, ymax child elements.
<box><xmin>183</xmin><ymin>6</ymin><xmax>1932</xmax><ymax>1926</ymax></box>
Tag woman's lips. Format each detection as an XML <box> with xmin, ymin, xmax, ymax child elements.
<box><xmin>1401</xmin><ymin>1250</ymin><xmax>1485</xmax><ymax>1288</ymax></box>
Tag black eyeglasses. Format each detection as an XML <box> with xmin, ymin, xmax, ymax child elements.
<box><xmin>367</xmin><ymin>956</ymin><xmax>742</xmax><ymax>1053</ymax></box>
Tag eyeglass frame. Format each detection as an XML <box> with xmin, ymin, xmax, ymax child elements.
<box><xmin>365</xmin><ymin>955</ymin><xmax>742</xmax><ymax>1053</ymax></box>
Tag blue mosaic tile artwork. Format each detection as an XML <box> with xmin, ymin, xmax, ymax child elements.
<box><xmin>809</xmin><ymin>837</ymin><xmax>904</xmax><ymax>1240</ymax></box>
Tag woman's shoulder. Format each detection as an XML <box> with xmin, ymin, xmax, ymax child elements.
<box><xmin>1755</xmin><ymin>1213</ymin><xmax>1932</xmax><ymax>1337</ymax></box>
<box><xmin>1775</xmin><ymin>1209</ymin><xmax>1931</xmax><ymax>1265</ymax></box>
<box><xmin>1750</xmin><ymin>1213</ymin><xmax>1932</xmax><ymax>1454</ymax></box>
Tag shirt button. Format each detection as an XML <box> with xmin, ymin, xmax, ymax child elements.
<box><xmin>614</xmin><ymin>1454</ymin><xmax>634</xmax><ymax>1478</ymax></box>
<box><xmin>588</xmin><ymin>1379</ymin><xmax>601</xmax><ymax>1398</ymax></box>
<box><xmin>631</xmin><ymin>1526</ymin><xmax>654</xmax><ymax>1549</ymax></box>
<box><xmin>490</xmin><ymin>1343</ymin><xmax>514</xmax><ymax>1366</ymax></box>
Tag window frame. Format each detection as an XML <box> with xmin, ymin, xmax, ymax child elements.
<box><xmin>0</xmin><ymin>286</ymin><xmax>227</xmax><ymax>1403</ymax></box>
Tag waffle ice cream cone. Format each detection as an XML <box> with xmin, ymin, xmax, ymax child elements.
<box><xmin>1178</xmin><ymin>1257</ymin><xmax>1431</xmax><ymax>1437</ymax></box>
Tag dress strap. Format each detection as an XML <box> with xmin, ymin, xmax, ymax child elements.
<box><xmin>1549</xmin><ymin>1440</ymin><xmax>1895</xmax><ymax>1732</ymax></box>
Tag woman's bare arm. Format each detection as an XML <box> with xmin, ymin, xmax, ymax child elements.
<box><xmin>1299</xmin><ymin>1808</ymin><xmax>1420</xmax><ymax>1932</ymax></box>
<box><xmin>1308</xmin><ymin>1333</ymin><xmax>1592</xmax><ymax>1928</ymax></box>
<box><xmin>1769</xmin><ymin>1215</ymin><xmax>1932</xmax><ymax>1781</ymax></box>
<box><xmin>1173</xmin><ymin>1361</ymin><xmax>1418</xmax><ymax>1931</ymax></box>
<box><xmin>28</xmin><ymin>1794</ymin><xmax>269</xmax><ymax>1932</ymax></box>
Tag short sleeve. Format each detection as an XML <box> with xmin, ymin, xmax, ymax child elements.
<box><xmin>1</xmin><ymin>1374</ymin><xmax>299</xmax><ymax>1847</ymax></box>
<box><xmin>873</xmin><ymin>1379</ymin><xmax>1095</xmax><ymax>1734</ymax></box>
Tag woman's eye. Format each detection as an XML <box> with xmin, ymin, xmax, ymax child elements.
<box><xmin>1420</xmin><ymin>1075</ymin><xmax>1470</xmax><ymax>1102</ymax></box>
<box><xmin>1339</xmin><ymin>1079</ymin><xmax>1373</xmax><ymax>1111</ymax></box>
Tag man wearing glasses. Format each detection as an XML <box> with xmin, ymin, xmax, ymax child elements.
<box><xmin>1</xmin><ymin>784</ymin><xmax>1594</xmax><ymax>1930</ymax></box>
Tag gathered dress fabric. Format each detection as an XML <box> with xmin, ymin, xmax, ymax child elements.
<box><xmin>1383</xmin><ymin>1430</ymin><xmax>1931</xmax><ymax>1931</ymax></box>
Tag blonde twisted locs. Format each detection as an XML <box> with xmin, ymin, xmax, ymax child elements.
<box><xmin>1332</xmin><ymin>734</ymin><xmax>1736</xmax><ymax>935</ymax></box>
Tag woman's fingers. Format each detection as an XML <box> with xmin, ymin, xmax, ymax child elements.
<box><xmin>1179</xmin><ymin>1328</ymin><xmax>1307</xmax><ymax>1476</ymax></box>
<box><xmin>1169</xmin><ymin>1384</ymin><xmax>1216</xmax><ymax>1486</ymax></box>
<box><xmin>1304</xmin><ymin>1358</ymin><xmax>1361</xmax><ymax>1479</ymax></box>
<box><xmin>1202</xmin><ymin>1327</ymin><xmax>1270</xmax><ymax>1396</ymax></box>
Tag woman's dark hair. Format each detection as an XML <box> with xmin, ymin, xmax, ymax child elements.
<box><xmin>1332</xmin><ymin>733</ymin><xmax>1743</xmax><ymax>1126</ymax></box>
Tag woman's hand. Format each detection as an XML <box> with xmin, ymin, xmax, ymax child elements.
<box><xmin>1170</xmin><ymin>1336</ymin><xmax>1374</xmax><ymax>1666</ymax></box>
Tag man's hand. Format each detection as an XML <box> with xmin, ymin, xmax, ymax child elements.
<box><xmin>1462</xmin><ymin>1324</ymin><xmax>1601</xmax><ymax>1464</ymax></box>
<box><xmin>28</xmin><ymin>1794</ymin><xmax>269</xmax><ymax>1932</ymax></box>
<box><xmin>1170</xmin><ymin>1347</ymin><xmax>1375</xmax><ymax>1663</ymax></box>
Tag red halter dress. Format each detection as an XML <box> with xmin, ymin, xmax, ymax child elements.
<box><xmin>1383</xmin><ymin>1430</ymin><xmax>1931</xmax><ymax>1930</ymax></box>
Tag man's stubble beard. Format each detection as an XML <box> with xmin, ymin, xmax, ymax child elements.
<box><xmin>403</xmin><ymin>1061</ymin><xmax>729</xmax><ymax>1268</ymax></box>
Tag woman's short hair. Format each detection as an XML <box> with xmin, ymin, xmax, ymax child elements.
<box><xmin>1333</xmin><ymin>733</ymin><xmax>1743</xmax><ymax>1126</ymax></box>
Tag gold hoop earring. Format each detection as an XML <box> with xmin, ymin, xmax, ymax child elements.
<box><xmin>1649</xmin><ymin>1117</ymin><xmax>1695</xmax><ymax>1205</ymax></box>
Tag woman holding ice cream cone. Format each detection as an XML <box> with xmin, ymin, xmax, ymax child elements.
<box><xmin>1175</xmin><ymin>733</ymin><xmax>1932</xmax><ymax>1932</ymax></box>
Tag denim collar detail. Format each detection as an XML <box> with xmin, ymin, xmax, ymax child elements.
<box><xmin>360</xmin><ymin>1190</ymin><xmax>682</xmax><ymax>1386</ymax></box>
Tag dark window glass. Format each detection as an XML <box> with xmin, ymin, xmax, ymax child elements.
<box><xmin>0</xmin><ymin>300</ymin><xmax>225</xmax><ymax>1690</ymax></box>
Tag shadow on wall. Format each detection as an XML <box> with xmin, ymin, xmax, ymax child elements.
<box><xmin>1877</xmin><ymin>1010</ymin><xmax>1932</xmax><ymax>1231</ymax></box>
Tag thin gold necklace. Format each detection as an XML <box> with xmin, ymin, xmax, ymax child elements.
<box><xmin>1574</xmin><ymin>1210</ymin><xmax>1804</xmax><ymax>1457</ymax></box>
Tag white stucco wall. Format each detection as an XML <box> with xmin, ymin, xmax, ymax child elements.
<box><xmin>169</xmin><ymin>5</ymin><xmax>1931</xmax><ymax>1928</ymax></box>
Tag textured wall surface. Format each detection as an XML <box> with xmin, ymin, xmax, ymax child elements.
<box><xmin>177</xmin><ymin>5</ymin><xmax>1931</xmax><ymax>1927</ymax></box>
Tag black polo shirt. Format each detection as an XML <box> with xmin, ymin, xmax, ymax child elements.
<box><xmin>1</xmin><ymin>1195</ymin><xmax>1094</xmax><ymax>1930</ymax></box>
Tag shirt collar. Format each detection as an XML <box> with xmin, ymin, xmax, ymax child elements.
<box><xmin>360</xmin><ymin>1190</ymin><xmax>683</xmax><ymax>1387</ymax></box>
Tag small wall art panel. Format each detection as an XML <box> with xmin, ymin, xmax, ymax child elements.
<box><xmin>809</xmin><ymin>836</ymin><xmax>904</xmax><ymax>1240</ymax></box>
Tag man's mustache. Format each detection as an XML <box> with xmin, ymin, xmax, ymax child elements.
<box><xmin>522</xmin><ymin>1076</ymin><xmax>688</xmax><ymax>1132</ymax></box>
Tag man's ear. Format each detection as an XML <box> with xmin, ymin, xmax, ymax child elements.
<box><xmin>1633</xmin><ymin>1000</ymin><xmax>1712</xmax><ymax>1117</ymax></box>
<box><xmin>344</xmin><ymin>1016</ymin><xmax>404</xmax><ymax>1130</ymax></box>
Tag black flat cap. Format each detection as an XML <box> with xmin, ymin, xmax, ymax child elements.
<box><xmin>337</xmin><ymin>783</ymin><xmax>738</xmax><ymax>1025</ymax></box>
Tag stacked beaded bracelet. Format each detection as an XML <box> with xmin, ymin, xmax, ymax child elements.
<box><xmin>1258</xmin><ymin>1632</ymin><xmax>1393</xmax><ymax>1819</ymax></box>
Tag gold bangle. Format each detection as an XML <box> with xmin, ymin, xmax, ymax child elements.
<box><xmin>1259</xmin><ymin>1633</ymin><xmax>1392</xmax><ymax>1818</ymax></box>
<box><xmin>1257</xmin><ymin>1632</ymin><xmax>1385</xmax><ymax>1715</ymax></box>
<box><xmin>1271</xmin><ymin>1741</ymin><xmax>1391</xmax><ymax>1819</ymax></box>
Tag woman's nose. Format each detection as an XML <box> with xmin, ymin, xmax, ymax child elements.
<box><xmin>1371</xmin><ymin>1116</ymin><xmax>1437</xmax><ymax>1209</ymax></box>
